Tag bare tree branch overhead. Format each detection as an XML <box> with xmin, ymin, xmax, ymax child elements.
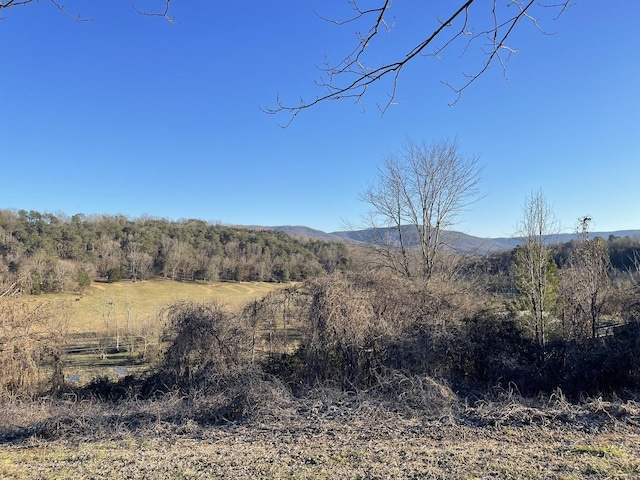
<box><xmin>2</xmin><ymin>0</ymin><xmax>571</xmax><ymax>125</ymax></box>
<box><xmin>0</xmin><ymin>0</ymin><xmax>172</xmax><ymax>21</ymax></box>
<box><xmin>264</xmin><ymin>0</ymin><xmax>572</xmax><ymax>126</ymax></box>
<box><xmin>0</xmin><ymin>0</ymin><xmax>92</xmax><ymax>21</ymax></box>
<box><xmin>131</xmin><ymin>0</ymin><xmax>174</xmax><ymax>23</ymax></box>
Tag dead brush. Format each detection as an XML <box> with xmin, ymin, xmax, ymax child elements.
<box><xmin>0</xmin><ymin>393</ymin><xmax>111</xmax><ymax>442</ymax></box>
<box><xmin>413</xmin><ymin>276</ymin><xmax>489</xmax><ymax>331</ymax></box>
<box><xmin>236</xmin><ymin>374</ymin><xmax>298</xmax><ymax>424</ymax></box>
<box><xmin>300</xmin><ymin>272</ymin><xmax>442</xmax><ymax>389</ymax></box>
<box><xmin>460</xmin><ymin>385</ymin><xmax>640</xmax><ymax>429</ymax></box>
<box><xmin>161</xmin><ymin>300</ymin><xmax>252</xmax><ymax>381</ymax></box>
<box><xmin>364</xmin><ymin>369</ymin><xmax>458</xmax><ymax>419</ymax></box>
<box><xmin>579</xmin><ymin>395</ymin><xmax>640</xmax><ymax>427</ymax></box>
<box><xmin>0</xmin><ymin>297</ymin><xmax>70</xmax><ymax>398</ymax></box>
<box><xmin>0</xmin><ymin>394</ymin><xmax>56</xmax><ymax>442</ymax></box>
<box><xmin>0</xmin><ymin>385</ymin><xmax>203</xmax><ymax>442</ymax></box>
<box><xmin>296</xmin><ymin>386</ymin><xmax>391</xmax><ymax>426</ymax></box>
<box><xmin>172</xmin><ymin>369</ymin><xmax>286</xmax><ymax>425</ymax></box>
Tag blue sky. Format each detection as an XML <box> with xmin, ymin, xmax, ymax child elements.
<box><xmin>1</xmin><ymin>1</ymin><xmax>638</xmax><ymax>238</ymax></box>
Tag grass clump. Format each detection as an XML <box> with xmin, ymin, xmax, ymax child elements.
<box><xmin>573</xmin><ymin>445</ymin><xmax>625</xmax><ymax>458</ymax></box>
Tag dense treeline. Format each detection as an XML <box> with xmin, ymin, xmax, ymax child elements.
<box><xmin>0</xmin><ymin>209</ymin><xmax>350</xmax><ymax>295</ymax></box>
<box><xmin>468</xmin><ymin>234</ymin><xmax>640</xmax><ymax>294</ymax></box>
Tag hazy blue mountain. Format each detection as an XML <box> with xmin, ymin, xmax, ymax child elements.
<box><xmin>329</xmin><ymin>227</ymin><xmax>507</xmax><ymax>255</ymax></box>
<box><xmin>253</xmin><ymin>226</ymin><xmax>640</xmax><ymax>255</ymax></box>
<box><xmin>245</xmin><ymin>225</ymin><xmax>346</xmax><ymax>242</ymax></box>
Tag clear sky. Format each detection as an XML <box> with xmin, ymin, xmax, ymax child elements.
<box><xmin>1</xmin><ymin>1</ymin><xmax>638</xmax><ymax>238</ymax></box>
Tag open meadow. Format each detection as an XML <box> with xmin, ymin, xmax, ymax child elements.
<box><xmin>32</xmin><ymin>280</ymin><xmax>293</xmax><ymax>383</ymax></box>
<box><xmin>54</xmin><ymin>279</ymin><xmax>290</xmax><ymax>334</ymax></box>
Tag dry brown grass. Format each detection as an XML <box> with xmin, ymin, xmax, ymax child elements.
<box><xmin>1</xmin><ymin>391</ymin><xmax>639</xmax><ymax>479</ymax></box>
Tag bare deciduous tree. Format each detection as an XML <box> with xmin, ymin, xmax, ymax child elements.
<box><xmin>0</xmin><ymin>0</ymin><xmax>163</xmax><ymax>21</ymax></box>
<box><xmin>559</xmin><ymin>216</ymin><xmax>611</xmax><ymax>340</ymax></box>
<box><xmin>125</xmin><ymin>242</ymin><xmax>153</xmax><ymax>282</ymax></box>
<box><xmin>95</xmin><ymin>237</ymin><xmax>122</xmax><ymax>279</ymax></box>
<box><xmin>161</xmin><ymin>236</ymin><xmax>195</xmax><ymax>281</ymax></box>
<box><xmin>513</xmin><ymin>189</ymin><xmax>559</xmax><ymax>347</ymax></box>
<box><xmin>0</xmin><ymin>0</ymin><xmax>91</xmax><ymax>21</ymax></box>
<box><xmin>624</xmin><ymin>251</ymin><xmax>640</xmax><ymax>321</ymax></box>
<box><xmin>52</xmin><ymin>259</ymin><xmax>75</xmax><ymax>292</ymax></box>
<box><xmin>359</xmin><ymin>138</ymin><xmax>482</xmax><ymax>281</ymax></box>
<box><xmin>194</xmin><ymin>250</ymin><xmax>220</xmax><ymax>283</ymax></box>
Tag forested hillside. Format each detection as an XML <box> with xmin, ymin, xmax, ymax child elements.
<box><xmin>0</xmin><ymin>209</ymin><xmax>350</xmax><ymax>295</ymax></box>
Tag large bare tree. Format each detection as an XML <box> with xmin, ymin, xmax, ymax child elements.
<box><xmin>360</xmin><ymin>138</ymin><xmax>482</xmax><ymax>281</ymax></box>
<box><xmin>125</xmin><ymin>242</ymin><xmax>153</xmax><ymax>282</ymax></box>
<box><xmin>95</xmin><ymin>237</ymin><xmax>122</xmax><ymax>279</ymax></box>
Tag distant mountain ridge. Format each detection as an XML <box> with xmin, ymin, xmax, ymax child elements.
<box><xmin>252</xmin><ymin>225</ymin><xmax>640</xmax><ymax>254</ymax></box>
<box><xmin>244</xmin><ymin>225</ymin><xmax>346</xmax><ymax>242</ymax></box>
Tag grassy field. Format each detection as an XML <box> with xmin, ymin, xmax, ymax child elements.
<box><xmin>43</xmin><ymin>279</ymin><xmax>290</xmax><ymax>335</ymax></box>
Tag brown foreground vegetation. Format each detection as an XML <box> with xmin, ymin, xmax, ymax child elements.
<box><xmin>2</xmin><ymin>267</ymin><xmax>640</xmax><ymax>479</ymax></box>
<box><xmin>1</xmin><ymin>389</ymin><xmax>639</xmax><ymax>479</ymax></box>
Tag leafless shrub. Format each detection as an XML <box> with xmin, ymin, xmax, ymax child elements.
<box><xmin>615</xmin><ymin>251</ymin><xmax>640</xmax><ymax>322</ymax></box>
<box><xmin>413</xmin><ymin>275</ymin><xmax>488</xmax><ymax>331</ymax></box>
<box><xmin>0</xmin><ymin>297</ymin><xmax>70</xmax><ymax>399</ymax></box>
<box><xmin>148</xmin><ymin>300</ymin><xmax>297</xmax><ymax>425</ymax></box>
<box><xmin>240</xmin><ymin>286</ymin><xmax>307</xmax><ymax>360</ymax></box>
<box><xmin>374</xmin><ymin>276</ymin><xmax>494</xmax><ymax>383</ymax></box>
<box><xmin>161</xmin><ymin>301</ymin><xmax>251</xmax><ymax>382</ymax></box>
<box><xmin>296</xmin><ymin>271</ymin><xmax>488</xmax><ymax>390</ymax></box>
<box><xmin>563</xmin><ymin>320</ymin><xmax>640</xmax><ymax>396</ymax></box>
<box><xmin>301</xmin><ymin>272</ymin><xmax>412</xmax><ymax>389</ymax></box>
